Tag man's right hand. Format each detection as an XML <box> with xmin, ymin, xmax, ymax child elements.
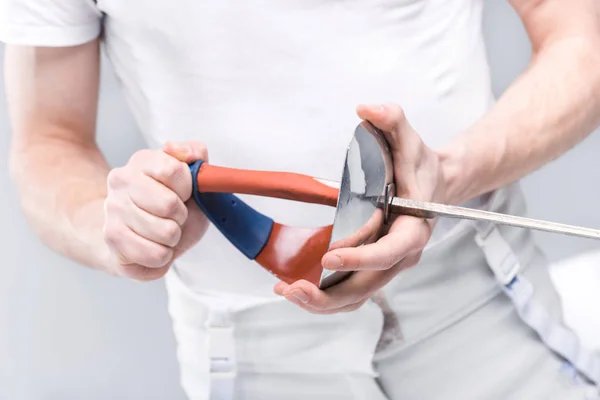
<box><xmin>103</xmin><ymin>141</ymin><xmax>210</xmax><ymax>281</ymax></box>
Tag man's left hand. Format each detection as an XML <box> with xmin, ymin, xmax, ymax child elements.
<box><xmin>274</xmin><ymin>103</ymin><xmax>448</xmax><ymax>314</ymax></box>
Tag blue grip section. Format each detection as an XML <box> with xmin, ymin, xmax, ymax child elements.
<box><xmin>189</xmin><ymin>160</ymin><xmax>274</xmax><ymax>260</ymax></box>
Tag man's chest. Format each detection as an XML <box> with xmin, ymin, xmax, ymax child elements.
<box><xmin>96</xmin><ymin>0</ymin><xmax>463</xmax><ymax>82</ymax></box>
<box><xmin>96</xmin><ymin>0</ymin><xmax>445</xmax><ymax>51</ymax></box>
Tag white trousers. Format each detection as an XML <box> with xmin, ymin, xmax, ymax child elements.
<box><xmin>165</xmin><ymin>185</ymin><xmax>600</xmax><ymax>399</ymax></box>
<box><xmin>165</xmin><ymin>272</ymin><xmax>387</xmax><ymax>400</ymax></box>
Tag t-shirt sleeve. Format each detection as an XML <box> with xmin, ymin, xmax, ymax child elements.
<box><xmin>0</xmin><ymin>0</ymin><xmax>102</xmax><ymax>46</ymax></box>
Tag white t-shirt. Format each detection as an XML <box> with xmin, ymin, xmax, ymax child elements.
<box><xmin>1</xmin><ymin>0</ymin><xmax>495</xmax><ymax>300</ymax></box>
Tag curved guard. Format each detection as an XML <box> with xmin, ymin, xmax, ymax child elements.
<box><xmin>189</xmin><ymin>160</ymin><xmax>274</xmax><ymax>260</ymax></box>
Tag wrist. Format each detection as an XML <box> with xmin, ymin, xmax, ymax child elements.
<box><xmin>437</xmin><ymin>140</ymin><xmax>473</xmax><ymax>206</ymax></box>
<box><xmin>71</xmin><ymin>196</ymin><xmax>117</xmax><ymax>274</ymax></box>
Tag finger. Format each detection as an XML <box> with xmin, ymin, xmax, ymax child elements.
<box><xmin>328</xmin><ymin>208</ymin><xmax>384</xmax><ymax>251</ymax></box>
<box><xmin>274</xmin><ymin>281</ymin><xmax>317</xmax><ymax>312</ymax></box>
<box><xmin>284</xmin><ymin>250</ymin><xmax>421</xmax><ymax>312</ymax></box>
<box><xmin>278</xmin><ymin>269</ymin><xmax>397</xmax><ymax>312</ymax></box>
<box><xmin>116</xmin><ymin>262</ymin><xmax>171</xmax><ymax>282</ymax></box>
<box><xmin>293</xmin><ymin>297</ymin><xmax>368</xmax><ymax>314</ymax></box>
<box><xmin>274</xmin><ymin>280</ymin><xmax>322</xmax><ymax>308</ymax></box>
<box><xmin>356</xmin><ymin>103</ymin><xmax>407</xmax><ymax>137</ymax></box>
<box><xmin>128</xmin><ymin>174</ymin><xmax>188</xmax><ymax>226</ymax></box>
<box><xmin>274</xmin><ymin>281</ymin><xmax>367</xmax><ymax>314</ymax></box>
<box><xmin>128</xmin><ymin>150</ymin><xmax>193</xmax><ymax>202</ymax></box>
<box><xmin>276</xmin><ymin>278</ymin><xmax>364</xmax><ymax>311</ymax></box>
<box><xmin>313</xmin><ymin>268</ymin><xmax>405</xmax><ymax>313</ymax></box>
<box><xmin>356</xmin><ymin>103</ymin><xmax>424</xmax><ymax>160</ymax></box>
<box><xmin>163</xmin><ymin>141</ymin><xmax>208</xmax><ymax>164</ymax></box>
<box><xmin>172</xmin><ymin>199</ymin><xmax>210</xmax><ymax>258</ymax></box>
<box><xmin>286</xmin><ymin>295</ymin><xmax>368</xmax><ymax>315</ymax></box>
<box><xmin>322</xmin><ymin>216</ymin><xmax>429</xmax><ymax>271</ymax></box>
<box><xmin>105</xmin><ymin>189</ymin><xmax>182</xmax><ymax>247</ymax></box>
<box><xmin>273</xmin><ymin>280</ymin><xmax>289</xmax><ymax>296</ymax></box>
<box><xmin>123</xmin><ymin>201</ymin><xmax>182</xmax><ymax>247</ymax></box>
<box><xmin>313</xmin><ymin>298</ymin><xmax>368</xmax><ymax>314</ymax></box>
<box><xmin>104</xmin><ymin>222</ymin><xmax>174</xmax><ymax>269</ymax></box>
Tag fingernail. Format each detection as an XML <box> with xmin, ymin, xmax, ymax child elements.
<box><xmin>323</xmin><ymin>254</ymin><xmax>344</xmax><ymax>270</ymax></box>
<box><xmin>290</xmin><ymin>289</ymin><xmax>309</xmax><ymax>304</ymax></box>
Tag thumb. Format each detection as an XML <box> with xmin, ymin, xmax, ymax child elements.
<box><xmin>356</xmin><ymin>103</ymin><xmax>414</xmax><ymax>151</ymax></box>
<box><xmin>163</xmin><ymin>141</ymin><xmax>209</xmax><ymax>163</ymax></box>
<box><xmin>356</xmin><ymin>103</ymin><xmax>407</xmax><ymax>131</ymax></box>
<box><xmin>173</xmin><ymin>198</ymin><xmax>210</xmax><ymax>259</ymax></box>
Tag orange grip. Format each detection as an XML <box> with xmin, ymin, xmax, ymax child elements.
<box><xmin>195</xmin><ymin>163</ymin><xmax>339</xmax><ymax>207</ymax></box>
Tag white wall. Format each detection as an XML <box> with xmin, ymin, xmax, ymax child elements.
<box><xmin>1</xmin><ymin>2</ymin><xmax>600</xmax><ymax>399</ymax></box>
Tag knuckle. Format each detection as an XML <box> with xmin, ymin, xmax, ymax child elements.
<box><xmin>107</xmin><ymin>167</ymin><xmax>126</xmax><ymax>188</ymax></box>
<box><xmin>354</xmin><ymin>254</ymin><xmax>363</xmax><ymax>270</ymax></box>
<box><xmin>403</xmin><ymin>251</ymin><xmax>423</xmax><ymax>269</ymax></box>
<box><xmin>194</xmin><ymin>143</ymin><xmax>209</xmax><ymax>161</ymax></box>
<box><xmin>180</xmin><ymin>202</ymin><xmax>189</xmax><ymax>222</ymax></box>
<box><xmin>149</xmin><ymin>246</ymin><xmax>173</xmax><ymax>267</ymax></box>
<box><xmin>197</xmin><ymin>145</ymin><xmax>208</xmax><ymax>161</ymax></box>
<box><xmin>396</xmin><ymin>106</ymin><xmax>406</xmax><ymax>121</ymax></box>
<box><xmin>159</xmin><ymin>192</ymin><xmax>182</xmax><ymax>217</ymax></box>
<box><xmin>103</xmin><ymin>222</ymin><xmax>125</xmax><ymax>246</ymax></box>
<box><xmin>387</xmin><ymin>103</ymin><xmax>405</xmax><ymax>121</ymax></box>
<box><xmin>383</xmin><ymin>254</ymin><xmax>399</xmax><ymax>268</ymax></box>
<box><xmin>157</xmin><ymin>157</ymin><xmax>183</xmax><ymax>182</ymax></box>
<box><xmin>182</xmin><ymin>141</ymin><xmax>209</xmax><ymax>161</ymax></box>
<box><xmin>163</xmin><ymin>221</ymin><xmax>182</xmax><ymax>246</ymax></box>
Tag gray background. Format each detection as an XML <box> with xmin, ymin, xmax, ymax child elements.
<box><xmin>1</xmin><ymin>2</ymin><xmax>600</xmax><ymax>399</ymax></box>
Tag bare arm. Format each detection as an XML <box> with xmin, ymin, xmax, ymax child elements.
<box><xmin>288</xmin><ymin>0</ymin><xmax>600</xmax><ymax>312</ymax></box>
<box><xmin>6</xmin><ymin>40</ymin><xmax>113</xmax><ymax>271</ymax></box>
<box><xmin>6</xmin><ymin>41</ymin><xmax>209</xmax><ymax>280</ymax></box>
<box><xmin>440</xmin><ymin>0</ymin><xmax>600</xmax><ymax>205</ymax></box>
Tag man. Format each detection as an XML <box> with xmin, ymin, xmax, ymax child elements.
<box><xmin>2</xmin><ymin>0</ymin><xmax>600</xmax><ymax>398</ymax></box>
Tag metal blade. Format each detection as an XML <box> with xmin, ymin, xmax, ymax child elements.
<box><xmin>388</xmin><ymin>197</ymin><xmax>600</xmax><ymax>241</ymax></box>
<box><xmin>313</xmin><ymin>178</ymin><xmax>600</xmax><ymax>240</ymax></box>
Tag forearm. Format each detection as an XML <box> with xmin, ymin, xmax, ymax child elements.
<box><xmin>441</xmin><ymin>34</ymin><xmax>600</xmax><ymax>205</ymax></box>
<box><xmin>10</xmin><ymin>136</ymin><xmax>113</xmax><ymax>273</ymax></box>
<box><xmin>4</xmin><ymin>42</ymin><xmax>116</xmax><ymax>273</ymax></box>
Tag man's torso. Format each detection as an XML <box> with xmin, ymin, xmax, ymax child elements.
<box><xmin>97</xmin><ymin>0</ymin><xmax>494</xmax><ymax>297</ymax></box>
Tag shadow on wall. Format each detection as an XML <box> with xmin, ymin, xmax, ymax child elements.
<box><xmin>1</xmin><ymin>1</ymin><xmax>600</xmax><ymax>399</ymax></box>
